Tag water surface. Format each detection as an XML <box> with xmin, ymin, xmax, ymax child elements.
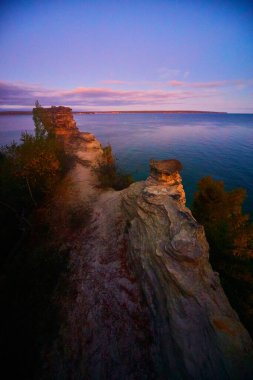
<box><xmin>0</xmin><ymin>113</ymin><xmax>252</xmax><ymax>214</ymax></box>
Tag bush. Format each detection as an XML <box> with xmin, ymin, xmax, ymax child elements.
<box><xmin>191</xmin><ymin>176</ymin><xmax>253</xmax><ymax>338</ymax></box>
<box><xmin>192</xmin><ymin>176</ymin><xmax>253</xmax><ymax>258</ymax></box>
<box><xmin>0</xmin><ymin>102</ymin><xmax>74</xmax><ymax>378</ymax></box>
<box><xmin>95</xmin><ymin>145</ymin><xmax>134</xmax><ymax>190</ymax></box>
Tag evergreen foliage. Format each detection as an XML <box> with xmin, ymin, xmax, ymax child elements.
<box><xmin>192</xmin><ymin>176</ymin><xmax>253</xmax><ymax>258</ymax></box>
<box><xmin>95</xmin><ymin>144</ymin><xmax>134</xmax><ymax>190</ymax></box>
<box><xmin>192</xmin><ymin>176</ymin><xmax>253</xmax><ymax>338</ymax></box>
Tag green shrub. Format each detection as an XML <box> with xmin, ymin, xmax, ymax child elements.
<box><xmin>95</xmin><ymin>145</ymin><xmax>134</xmax><ymax>190</ymax></box>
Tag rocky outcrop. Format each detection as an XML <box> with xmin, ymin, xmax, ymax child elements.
<box><xmin>39</xmin><ymin>112</ymin><xmax>253</xmax><ymax>379</ymax></box>
<box><xmin>149</xmin><ymin>159</ymin><xmax>186</xmax><ymax>205</ymax></box>
<box><xmin>33</xmin><ymin>106</ymin><xmax>78</xmax><ymax>137</ymax></box>
<box><xmin>122</xmin><ymin>159</ymin><xmax>253</xmax><ymax>379</ymax></box>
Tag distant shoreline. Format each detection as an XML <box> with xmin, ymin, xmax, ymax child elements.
<box><xmin>0</xmin><ymin>110</ymin><xmax>227</xmax><ymax>116</ymax></box>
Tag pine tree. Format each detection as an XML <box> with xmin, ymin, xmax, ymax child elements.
<box><xmin>32</xmin><ymin>100</ymin><xmax>47</xmax><ymax>139</ymax></box>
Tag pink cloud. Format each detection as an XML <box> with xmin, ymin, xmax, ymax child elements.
<box><xmin>1</xmin><ymin>78</ymin><xmax>251</xmax><ymax>111</ymax></box>
<box><xmin>0</xmin><ymin>80</ymin><xmax>215</xmax><ymax>109</ymax></box>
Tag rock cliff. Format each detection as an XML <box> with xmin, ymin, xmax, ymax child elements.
<box><xmin>41</xmin><ymin>109</ymin><xmax>253</xmax><ymax>379</ymax></box>
<box><xmin>33</xmin><ymin>105</ymin><xmax>78</xmax><ymax>137</ymax></box>
<box><xmin>122</xmin><ymin>160</ymin><xmax>253</xmax><ymax>379</ymax></box>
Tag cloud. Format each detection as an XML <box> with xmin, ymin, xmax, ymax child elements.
<box><xmin>1</xmin><ymin>78</ymin><xmax>252</xmax><ymax>111</ymax></box>
<box><xmin>168</xmin><ymin>79</ymin><xmax>253</xmax><ymax>89</ymax></box>
<box><xmin>100</xmin><ymin>80</ymin><xmax>128</xmax><ymax>85</ymax></box>
<box><xmin>0</xmin><ymin>80</ymin><xmax>216</xmax><ymax>109</ymax></box>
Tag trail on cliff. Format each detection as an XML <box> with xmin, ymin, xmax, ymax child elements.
<box><xmin>41</xmin><ymin>130</ymin><xmax>253</xmax><ymax>380</ymax></box>
<box><xmin>42</xmin><ymin>133</ymin><xmax>157</xmax><ymax>380</ymax></box>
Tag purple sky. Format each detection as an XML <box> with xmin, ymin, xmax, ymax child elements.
<box><xmin>0</xmin><ymin>0</ymin><xmax>252</xmax><ymax>112</ymax></box>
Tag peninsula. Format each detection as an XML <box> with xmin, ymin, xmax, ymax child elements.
<box><xmin>33</xmin><ymin>107</ymin><xmax>252</xmax><ymax>379</ymax></box>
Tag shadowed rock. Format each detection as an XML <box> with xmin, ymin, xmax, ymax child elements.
<box><xmin>150</xmin><ymin>159</ymin><xmax>183</xmax><ymax>176</ymax></box>
<box><xmin>148</xmin><ymin>159</ymin><xmax>186</xmax><ymax>204</ymax></box>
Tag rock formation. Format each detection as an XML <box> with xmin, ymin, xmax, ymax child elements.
<box><xmin>33</xmin><ymin>105</ymin><xmax>78</xmax><ymax>137</ymax></box>
<box><xmin>50</xmin><ymin>106</ymin><xmax>78</xmax><ymax>135</ymax></box>
<box><xmin>39</xmin><ymin>110</ymin><xmax>253</xmax><ymax>379</ymax></box>
<box><xmin>122</xmin><ymin>159</ymin><xmax>253</xmax><ymax>379</ymax></box>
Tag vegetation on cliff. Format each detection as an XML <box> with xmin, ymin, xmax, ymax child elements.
<box><xmin>0</xmin><ymin>104</ymin><xmax>75</xmax><ymax>379</ymax></box>
<box><xmin>94</xmin><ymin>144</ymin><xmax>134</xmax><ymax>190</ymax></box>
<box><xmin>192</xmin><ymin>176</ymin><xmax>253</xmax><ymax>337</ymax></box>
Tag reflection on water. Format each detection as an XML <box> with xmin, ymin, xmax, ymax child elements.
<box><xmin>0</xmin><ymin>113</ymin><xmax>252</xmax><ymax>213</ymax></box>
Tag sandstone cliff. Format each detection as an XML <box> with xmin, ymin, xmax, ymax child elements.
<box><xmin>122</xmin><ymin>160</ymin><xmax>253</xmax><ymax>379</ymax></box>
<box><xmin>41</xmin><ymin>108</ymin><xmax>253</xmax><ymax>379</ymax></box>
<box><xmin>33</xmin><ymin>105</ymin><xmax>78</xmax><ymax>137</ymax></box>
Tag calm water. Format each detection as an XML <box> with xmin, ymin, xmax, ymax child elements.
<box><xmin>0</xmin><ymin>113</ymin><xmax>252</xmax><ymax>214</ymax></box>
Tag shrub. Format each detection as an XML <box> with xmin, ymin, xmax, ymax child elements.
<box><xmin>192</xmin><ymin>176</ymin><xmax>253</xmax><ymax>338</ymax></box>
<box><xmin>95</xmin><ymin>145</ymin><xmax>134</xmax><ymax>190</ymax></box>
<box><xmin>192</xmin><ymin>176</ymin><xmax>253</xmax><ymax>258</ymax></box>
<box><xmin>0</xmin><ymin>102</ymin><xmax>77</xmax><ymax>378</ymax></box>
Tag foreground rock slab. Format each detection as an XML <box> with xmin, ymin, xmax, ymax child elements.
<box><xmin>122</xmin><ymin>159</ymin><xmax>253</xmax><ymax>379</ymax></box>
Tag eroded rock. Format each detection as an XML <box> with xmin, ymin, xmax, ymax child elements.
<box><xmin>121</xmin><ymin>159</ymin><xmax>253</xmax><ymax>380</ymax></box>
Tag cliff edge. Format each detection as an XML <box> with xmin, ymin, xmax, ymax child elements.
<box><xmin>122</xmin><ymin>159</ymin><xmax>253</xmax><ymax>379</ymax></box>
<box><xmin>41</xmin><ymin>108</ymin><xmax>253</xmax><ymax>379</ymax></box>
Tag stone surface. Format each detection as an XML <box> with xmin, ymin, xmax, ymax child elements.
<box><xmin>150</xmin><ymin>159</ymin><xmax>183</xmax><ymax>176</ymax></box>
<box><xmin>121</xmin><ymin>160</ymin><xmax>253</xmax><ymax>379</ymax></box>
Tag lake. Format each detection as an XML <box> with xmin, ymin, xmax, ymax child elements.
<box><xmin>0</xmin><ymin>113</ymin><xmax>252</xmax><ymax>214</ymax></box>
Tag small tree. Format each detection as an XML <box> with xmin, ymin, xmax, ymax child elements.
<box><xmin>33</xmin><ymin>100</ymin><xmax>47</xmax><ymax>139</ymax></box>
<box><xmin>32</xmin><ymin>100</ymin><xmax>55</xmax><ymax>137</ymax></box>
<box><xmin>95</xmin><ymin>145</ymin><xmax>133</xmax><ymax>190</ymax></box>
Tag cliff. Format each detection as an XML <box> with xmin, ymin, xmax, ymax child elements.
<box><xmin>40</xmin><ymin>108</ymin><xmax>253</xmax><ymax>379</ymax></box>
<box><xmin>122</xmin><ymin>160</ymin><xmax>253</xmax><ymax>379</ymax></box>
<box><xmin>32</xmin><ymin>105</ymin><xmax>78</xmax><ymax>137</ymax></box>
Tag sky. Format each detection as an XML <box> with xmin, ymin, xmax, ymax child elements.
<box><xmin>0</xmin><ymin>0</ymin><xmax>253</xmax><ymax>112</ymax></box>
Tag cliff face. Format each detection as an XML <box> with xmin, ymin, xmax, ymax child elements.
<box><xmin>40</xmin><ymin>111</ymin><xmax>253</xmax><ymax>379</ymax></box>
<box><xmin>33</xmin><ymin>106</ymin><xmax>78</xmax><ymax>137</ymax></box>
<box><xmin>122</xmin><ymin>160</ymin><xmax>253</xmax><ymax>379</ymax></box>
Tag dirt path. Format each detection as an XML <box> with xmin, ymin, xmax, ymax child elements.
<box><xmin>44</xmin><ymin>134</ymin><xmax>157</xmax><ymax>379</ymax></box>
